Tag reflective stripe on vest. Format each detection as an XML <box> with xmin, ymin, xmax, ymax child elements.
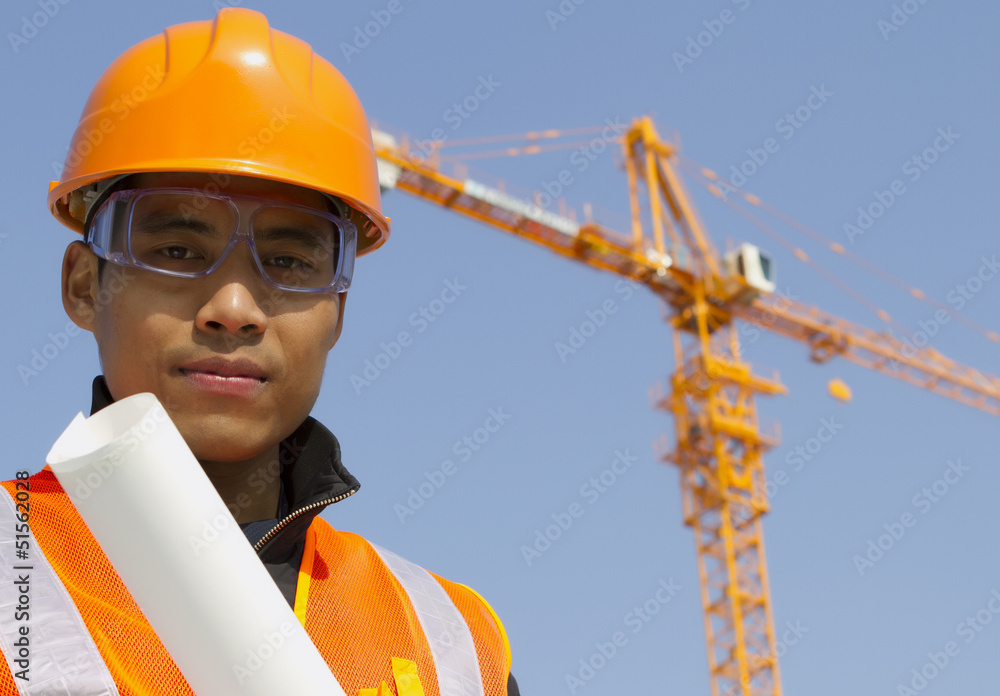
<box><xmin>0</xmin><ymin>488</ymin><xmax>119</xmax><ymax>696</ymax></box>
<box><xmin>370</xmin><ymin>543</ymin><xmax>486</xmax><ymax>696</ymax></box>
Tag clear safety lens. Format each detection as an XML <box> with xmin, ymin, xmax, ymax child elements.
<box><xmin>88</xmin><ymin>188</ymin><xmax>355</xmax><ymax>292</ymax></box>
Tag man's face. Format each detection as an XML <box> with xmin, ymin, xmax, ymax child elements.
<box><xmin>62</xmin><ymin>172</ymin><xmax>347</xmax><ymax>462</ymax></box>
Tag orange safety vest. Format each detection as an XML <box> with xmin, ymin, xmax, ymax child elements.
<box><xmin>0</xmin><ymin>469</ymin><xmax>511</xmax><ymax>696</ymax></box>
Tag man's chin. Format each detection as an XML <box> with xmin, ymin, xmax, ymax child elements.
<box><xmin>172</xmin><ymin>416</ymin><xmax>279</xmax><ymax>463</ymax></box>
<box><xmin>188</xmin><ymin>438</ymin><xmax>276</xmax><ymax>464</ymax></box>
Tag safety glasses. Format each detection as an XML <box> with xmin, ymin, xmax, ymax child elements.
<box><xmin>86</xmin><ymin>187</ymin><xmax>357</xmax><ymax>293</ymax></box>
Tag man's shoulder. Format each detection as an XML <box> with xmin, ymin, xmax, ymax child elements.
<box><xmin>308</xmin><ymin>518</ymin><xmax>492</xmax><ymax>597</ymax></box>
<box><xmin>307</xmin><ymin>518</ymin><xmax>512</xmax><ymax>671</ymax></box>
<box><xmin>306</xmin><ymin>519</ymin><xmax>462</xmax><ymax>586</ymax></box>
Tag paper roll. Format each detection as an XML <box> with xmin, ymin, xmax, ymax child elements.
<box><xmin>46</xmin><ymin>393</ymin><xmax>346</xmax><ymax>696</ymax></box>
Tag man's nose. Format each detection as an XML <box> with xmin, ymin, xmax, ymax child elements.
<box><xmin>193</xmin><ymin>243</ymin><xmax>271</xmax><ymax>338</ymax></box>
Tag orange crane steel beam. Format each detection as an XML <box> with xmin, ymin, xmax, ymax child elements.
<box><xmin>372</xmin><ymin>130</ymin><xmax>1000</xmax><ymax>419</ymax></box>
<box><xmin>732</xmin><ymin>298</ymin><xmax>1000</xmax><ymax>416</ymax></box>
<box><xmin>372</xmin><ymin>118</ymin><xmax>1000</xmax><ymax>696</ymax></box>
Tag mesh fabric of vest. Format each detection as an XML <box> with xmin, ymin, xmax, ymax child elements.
<box><xmin>305</xmin><ymin>523</ymin><xmax>510</xmax><ymax>695</ymax></box>
<box><xmin>0</xmin><ymin>470</ymin><xmax>510</xmax><ymax>695</ymax></box>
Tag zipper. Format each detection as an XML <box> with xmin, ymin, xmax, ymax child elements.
<box><xmin>253</xmin><ymin>485</ymin><xmax>358</xmax><ymax>553</ymax></box>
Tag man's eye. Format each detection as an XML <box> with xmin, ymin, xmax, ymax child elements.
<box><xmin>266</xmin><ymin>255</ymin><xmax>315</xmax><ymax>271</ymax></box>
<box><xmin>157</xmin><ymin>245</ymin><xmax>201</xmax><ymax>260</ymax></box>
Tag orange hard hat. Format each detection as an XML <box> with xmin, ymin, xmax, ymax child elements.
<box><xmin>47</xmin><ymin>7</ymin><xmax>389</xmax><ymax>255</ymax></box>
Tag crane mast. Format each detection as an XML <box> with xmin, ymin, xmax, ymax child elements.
<box><xmin>627</xmin><ymin>118</ymin><xmax>784</xmax><ymax>696</ymax></box>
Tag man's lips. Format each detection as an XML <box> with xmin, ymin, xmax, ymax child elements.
<box><xmin>177</xmin><ymin>358</ymin><xmax>270</xmax><ymax>397</ymax></box>
<box><xmin>178</xmin><ymin>357</ymin><xmax>268</xmax><ymax>381</ymax></box>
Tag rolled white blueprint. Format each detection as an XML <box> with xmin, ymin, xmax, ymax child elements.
<box><xmin>45</xmin><ymin>392</ymin><xmax>346</xmax><ymax>696</ymax></box>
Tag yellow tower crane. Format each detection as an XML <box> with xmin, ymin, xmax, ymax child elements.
<box><xmin>370</xmin><ymin>116</ymin><xmax>1000</xmax><ymax>696</ymax></box>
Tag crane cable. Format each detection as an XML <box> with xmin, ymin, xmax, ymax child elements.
<box><xmin>380</xmin><ymin>120</ymin><xmax>1000</xmax><ymax>346</ymax></box>
<box><xmin>677</xmin><ymin>156</ymin><xmax>1000</xmax><ymax>345</ymax></box>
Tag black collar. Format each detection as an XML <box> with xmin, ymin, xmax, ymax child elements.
<box><xmin>88</xmin><ymin>376</ymin><xmax>360</xmax><ymax>557</ymax></box>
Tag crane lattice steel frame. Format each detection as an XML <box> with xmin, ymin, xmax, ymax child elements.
<box><xmin>372</xmin><ymin>115</ymin><xmax>1000</xmax><ymax>696</ymax></box>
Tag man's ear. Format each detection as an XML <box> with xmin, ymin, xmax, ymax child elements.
<box><xmin>62</xmin><ymin>240</ymin><xmax>99</xmax><ymax>332</ymax></box>
<box><xmin>329</xmin><ymin>292</ymin><xmax>347</xmax><ymax>350</ymax></box>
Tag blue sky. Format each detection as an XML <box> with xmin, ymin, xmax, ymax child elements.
<box><xmin>2</xmin><ymin>0</ymin><xmax>1000</xmax><ymax>694</ymax></box>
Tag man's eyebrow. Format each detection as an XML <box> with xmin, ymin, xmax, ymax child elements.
<box><xmin>255</xmin><ymin>224</ymin><xmax>335</xmax><ymax>246</ymax></box>
<box><xmin>133</xmin><ymin>211</ymin><xmax>217</xmax><ymax>235</ymax></box>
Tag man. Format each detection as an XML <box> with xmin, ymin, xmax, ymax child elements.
<box><xmin>0</xmin><ymin>7</ymin><xmax>519</xmax><ymax>695</ymax></box>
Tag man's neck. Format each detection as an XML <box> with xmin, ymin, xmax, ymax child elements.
<box><xmin>200</xmin><ymin>445</ymin><xmax>282</xmax><ymax>525</ymax></box>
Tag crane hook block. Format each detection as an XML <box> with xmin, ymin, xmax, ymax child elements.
<box><xmin>828</xmin><ymin>378</ymin><xmax>852</xmax><ymax>403</ymax></box>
